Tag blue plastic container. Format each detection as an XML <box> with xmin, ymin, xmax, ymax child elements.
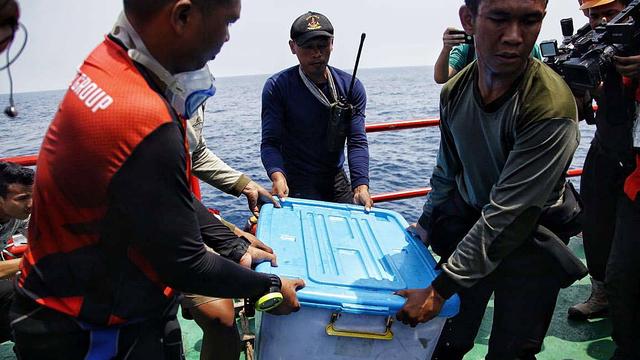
<box><xmin>255</xmin><ymin>198</ymin><xmax>460</xmax><ymax>359</ymax></box>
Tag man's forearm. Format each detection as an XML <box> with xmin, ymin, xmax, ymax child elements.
<box><xmin>0</xmin><ymin>259</ymin><xmax>21</xmax><ymax>279</ymax></box>
<box><xmin>192</xmin><ymin>145</ymin><xmax>248</xmax><ymax>196</ymax></box>
<box><xmin>434</xmin><ymin>47</ymin><xmax>452</xmax><ymax>84</ymax></box>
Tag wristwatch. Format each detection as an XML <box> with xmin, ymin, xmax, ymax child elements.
<box><xmin>255</xmin><ymin>274</ymin><xmax>283</xmax><ymax>312</ymax></box>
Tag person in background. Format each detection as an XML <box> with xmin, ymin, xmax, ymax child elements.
<box><xmin>567</xmin><ymin>0</ymin><xmax>638</xmax><ymax>322</ymax></box>
<box><xmin>9</xmin><ymin>1</ymin><xmax>304</xmax><ymax>358</ymax></box>
<box><xmin>433</xmin><ymin>27</ymin><xmax>542</xmax><ymax>84</ymax></box>
<box><xmin>567</xmin><ymin>0</ymin><xmax>640</xmax><ymax>357</ymax></box>
<box><xmin>608</xmin><ymin>84</ymin><xmax>640</xmax><ymax>359</ymax></box>
<box><xmin>182</xmin><ymin>105</ymin><xmax>279</xmax><ymax>360</ymax></box>
<box><xmin>578</xmin><ymin>0</ymin><xmax>590</xmax><ymax>16</ymax></box>
<box><xmin>0</xmin><ymin>162</ymin><xmax>31</xmax><ymax>344</ymax></box>
<box><xmin>0</xmin><ymin>0</ymin><xmax>19</xmax><ymax>54</ymax></box>
<box><xmin>261</xmin><ymin>11</ymin><xmax>373</xmax><ymax>210</ymax></box>
<box><xmin>398</xmin><ymin>0</ymin><xmax>582</xmax><ymax>358</ymax></box>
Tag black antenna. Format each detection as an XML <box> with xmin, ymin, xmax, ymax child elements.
<box><xmin>346</xmin><ymin>33</ymin><xmax>366</xmax><ymax>102</ymax></box>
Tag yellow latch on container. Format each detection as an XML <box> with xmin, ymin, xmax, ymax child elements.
<box><xmin>325</xmin><ymin>313</ymin><xmax>394</xmax><ymax>341</ymax></box>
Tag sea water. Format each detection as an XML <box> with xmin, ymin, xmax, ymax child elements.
<box><xmin>0</xmin><ymin>66</ymin><xmax>593</xmax><ymax>226</ymax></box>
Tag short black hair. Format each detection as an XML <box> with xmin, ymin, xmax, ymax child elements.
<box><xmin>0</xmin><ymin>162</ymin><xmax>34</xmax><ymax>198</ymax></box>
<box><xmin>123</xmin><ymin>0</ymin><xmax>172</xmax><ymax>18</ymax></box>
<box><xmin>123</xmin><ymin>0</ymin><xmax>235</xmax><ymax>18</ymax></box>
<box><xmin>465</xmin><ymin>0</ymin><xmax>549</xmax><ymax>15</ymax></box>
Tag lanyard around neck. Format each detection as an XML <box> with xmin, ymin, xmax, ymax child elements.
<box><xmin>298</xmin><ymin>66</ymin><xmax>339</xmax><ymax>108</ymax></box>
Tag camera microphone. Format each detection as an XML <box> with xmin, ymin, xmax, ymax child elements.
<box><xmin>561</xmin><ymin>18</ymin><xmax>574</xmax><ymax>39</ymax></box>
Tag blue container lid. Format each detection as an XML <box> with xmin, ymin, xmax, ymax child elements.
<box><xmin>256</xmin><ymin>198</ymin><xmax>459</xmax><ymax>318</ymax></box>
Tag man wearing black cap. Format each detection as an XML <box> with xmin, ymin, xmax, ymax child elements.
<box><xmin>261</xmin><ymin>11</ymin><xmax>373</xmax><ymax>209</ymax></box>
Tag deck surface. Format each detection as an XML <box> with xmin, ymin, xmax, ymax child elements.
<box><xmin>0</xmin><ymin>237</ymin><xmax>614</xmax><ymax>359</ymax></box>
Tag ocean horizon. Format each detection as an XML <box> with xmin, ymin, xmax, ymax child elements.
<box><xmin>0</xmin><ymin>65</ymin><xmax>593</xmax><ymax>226</ymax></box>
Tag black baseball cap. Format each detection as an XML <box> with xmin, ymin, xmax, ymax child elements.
<box><xmin>290</xmin><ymin>11</ymin><xmax>334</xmax><ymax>46</ymax></box>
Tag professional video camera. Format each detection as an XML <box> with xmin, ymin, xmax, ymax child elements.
<box><xmin>540</xmin><ymin>0</ymin><xmax>640</xmax><ymax>92</ymax></box>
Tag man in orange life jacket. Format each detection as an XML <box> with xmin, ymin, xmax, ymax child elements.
<box><xmin>9</xmin><ymin>1</ymin><xmax>304</xmax><ymax>359</ymax></box>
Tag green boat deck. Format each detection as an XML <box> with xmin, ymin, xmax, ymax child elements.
<box><xmin>0</xmin><ymin>236</ymin><xmax>614</xmax><ymax>359</ymax></box>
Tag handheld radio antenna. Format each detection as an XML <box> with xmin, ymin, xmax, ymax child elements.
<box><xmin>347</xmin><ymin>33</ymin><xmax>366</xmax><ymax>102</ymax></box>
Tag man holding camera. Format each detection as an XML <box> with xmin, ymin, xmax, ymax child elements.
<box><xmin>397</xmin><ymin>0</ymin><xmax>582</xmax><ymax>358</ymax></box>
<box><xmin>261</xmin><ymin>11</ymin><xmax>373</xmax><ymax>209</ymax></box>
<box><xmin>433</xmin><ymin>27</ymin><xmax>542</xmax><ymax>84</ymax></box>
<box><xmin>611</xmin><ymin>92</ymin><xmax>640</xmax><ymax>359</ymax></box>
<box><xmin>568</xmin><ymin>1</ymin><xmax>640</xmax><ymax>358</ymax></box>
<box><xmin>567</xmin><ymin>0</ymin><xmax>640</xmax><ymax>325</ymax></box>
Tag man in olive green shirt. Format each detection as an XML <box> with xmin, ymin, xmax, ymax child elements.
<box><xmin>397</xmin><ymin>0</ymin><xmax>580</xmax><ymax>358</ymax></box>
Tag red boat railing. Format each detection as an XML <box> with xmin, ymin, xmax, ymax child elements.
<box><xmin>2</xmin><ymin>155</ymin><xmax>38</xmax><ymax>166</ymax></box>
<box><xmin>365</xmin><ymin>118</ymin><xmax>440</xmax><ymax>133</ymax></box>
<box><xmin>0</xmin><ymin>118</ymin><xmax>583</xmax><ymax>203</ymax></box>
<box><xmin>366</xmin><ymin>118</ymin><xmax>583</xmax><ymax>202</ymax></box>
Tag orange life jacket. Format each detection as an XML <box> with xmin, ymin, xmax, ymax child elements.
<box><xmin>17</xmin><ymin>36</ymin><xmax>189</xmax><ymax>326</ymax></box>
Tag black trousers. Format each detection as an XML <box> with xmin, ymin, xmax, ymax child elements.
<box><xmin>288</xmin><ymin>169</ymin><xmax>354</xmax><ymax>204</ymax></box>
<box><xmin>605</xmin><ymin>196</ymin><xmax>640</xmax><ymax>360</ymax></box>
<box><xmin>11</xmin><ymin>294</ymin><xmax>184</xmax><ymax>360</ymax></box>
<box><xmin>432</xmin><ymin>242</ymin><xmax>561</xmax><ymax>360</ymax></box>
<box><xmin>427</xmin><ymin>190</ymin><xmax>566</xmax><ymax>360</ymax></box>
<box><xmin>581</xmin><ymin>141</ymin><xmax>628</xmax><ymax>281</ymax></box>
<box><xmin>0</xmin><ymin>279</ymin><xmax>13</xmax><ymax>343</ymax></box>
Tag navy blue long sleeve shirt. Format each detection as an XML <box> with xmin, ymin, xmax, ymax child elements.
<box><xmin>261</xmin><ymin>65</ymin><xmax>369</xmax><ymax>189</ymax></box>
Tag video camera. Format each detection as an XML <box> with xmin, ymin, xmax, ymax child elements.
<box><xmin>540</xmin><ymin>0</ymin><xmax>640</xmax><ymax>92</ymax></box>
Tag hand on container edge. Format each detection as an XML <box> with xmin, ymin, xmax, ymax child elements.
<box><xmin>270</xmin><ymin>172</ymin><xmax>289</xmax><ymax>202</ymax></box>
<box><xmin>407</xmin><ymin>223</ymin><xmax>429</xmax><ymax>245</ymax></box>
<box><xmin>353</xmin><ymin>184</ymin><xmax>373</xmax><ymax>212</ymax></box>
<box><xmin>239</xmin><ymin>246</ymin><xmax>277</xmax><ymax>268</ymax></box>
<box><xmin>242</xmin><ymin>180</ymin><xmax>281</xmax><ymax>217</ymax></box>
<box><xmin>234</xmin><ymin>227</ymin><xmax>274</xmax><ymax>254</ymax></box>
<box><xmin>395</xmin><ymin>286</ymin><xmax>445</xmax><ymax>327</ymax></box>
<box><xmin>269</xmin><ymin>277</ymin><xmax>305</xmax><ymax>315</ymax></box>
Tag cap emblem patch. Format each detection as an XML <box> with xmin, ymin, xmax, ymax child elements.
<box><xmin>306</xmin><ymin>15</ymin><xmax>322</xmax><ymax>30</ymax></box>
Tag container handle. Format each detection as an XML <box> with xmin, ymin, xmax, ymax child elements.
<box><xmin>325</xmin><ymin>313</ymin><xmax>394</xmax><ymax>341</ymax></box>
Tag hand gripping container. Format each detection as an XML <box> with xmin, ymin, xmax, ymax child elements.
<box><xmin>254</xmin><ymin>198</ymin><xmax>459</xmax><ymax>360</ymax></box>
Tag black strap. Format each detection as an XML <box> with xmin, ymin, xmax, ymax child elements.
<box><xmin>465</xmin><ymin>43</ymin><xmax>476</xmax><ymax>67</ymax></box>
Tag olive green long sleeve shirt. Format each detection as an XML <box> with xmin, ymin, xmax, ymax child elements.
<box><xmin>419</xmin><ymin>60</ymin><xmax>580</xmax><ymax>298</ymax></box>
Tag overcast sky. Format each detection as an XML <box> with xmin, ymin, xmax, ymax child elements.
<box><xmin>1</xmin><ymin>0</ymin><xmax>586</xmax><ymax>94</ymax></box>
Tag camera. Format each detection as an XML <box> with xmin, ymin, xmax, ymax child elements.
<box><xmin>540</xmin><ymin>0</ymin><xmax>640</xmax><ymax>92</ymax></box>
<box><xmin>450</xmin><ymin>30</ymin><xmax>474</xmax><ymax>45</ymax></box>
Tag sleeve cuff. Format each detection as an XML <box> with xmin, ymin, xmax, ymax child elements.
<box><xmin>267</xmin><ymin>168</ymin><xmax>286</xmax><ymax>180</ymax></box>
<box><xmin>230</xmin><ymin>174</ymin><xmax>252</xmax><ymax>197</ymax></box>
<box><xmin>431</xmin><ymin>271</ymin><xmax>463</xmax><ymax>300</ymax></box>
<box><xmin>226</xmin><ymin>239</ymin><xmax>250</xmax><ymax>263</ymax></box>
<box><xmin>351</xmin><ymin>178</ymin><xmax>369</xmax><ymax>190</ymax></box>
<box><xmin>417</xmin><ymin>213</ymin><xmax>431</xmax><ymax>233</ymax></box>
